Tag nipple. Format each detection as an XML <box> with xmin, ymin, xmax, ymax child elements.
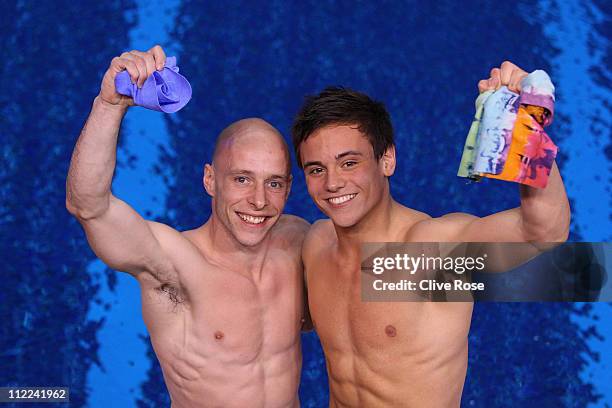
<box><xmin>385</xmin><ymin>325</ymin><xmax>397</xmax><ymax>337</ymax></box>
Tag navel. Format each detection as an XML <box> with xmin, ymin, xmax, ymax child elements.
<box><xmin>214</xmin><ymin>331</ymin><xmax>224</xmax><ymax>341</ymax></box>
<box><xmin>385</xmin><ymin>325</ymin><xmax>397</xmax><ymax>337</ymax></box>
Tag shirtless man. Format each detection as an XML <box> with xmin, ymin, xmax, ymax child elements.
<box><xmin>291</xmin><ymin>61</ymin><xmax>571</xmax><ymax>407</ymax></box>
<box><xmin>66</xmin><ymin>46</ymin><xmax>309</xmax><ymax>408</ymax></box>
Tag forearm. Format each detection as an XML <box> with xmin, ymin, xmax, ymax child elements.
<box><xmin>519</xmin><ymin>161</ymin><xmax>570</xmax><ymax>242</ymax></box>
<box><xmin>66</xmin><ymin>96</ymin><xmax>128</xmax><ymax>218</ymax></box>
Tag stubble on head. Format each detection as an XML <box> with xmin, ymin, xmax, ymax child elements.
<box><xmin>204</xmin><ymin>118</ymin><xmax>292</xmax><ymax>249</ymax></box>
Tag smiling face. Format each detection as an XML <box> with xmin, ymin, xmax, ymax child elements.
<box><xmin>300</xmin><ymin>124</ymin><xmax>395</xmax><ymax>228</ymax></box>
<box><xmin>204</xmin><ymin>120</ymin><xmax>291</xmax><ymax>247</ymax></box>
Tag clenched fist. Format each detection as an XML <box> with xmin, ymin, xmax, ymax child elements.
<box><xmin>478</xmin><ymin>61</ymin><xmax>528</xmax><ymax>94</ymax></box>
<box><xmin>99</xmin><ymin>45</ymin><xmax>167</xmax><ymax>106</ymax></box>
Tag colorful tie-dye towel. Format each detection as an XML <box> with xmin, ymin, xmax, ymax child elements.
<box><xmin>473</xmin><ymin>86</ymin><xmax>520</xmax><ymax>175</ymax></box>
<box><xmin>485</xmin><ymin>104</ymin><xmax>557</xmax><ymax>188</ymax></box>
<box><xmin>457</xmin><ymin>90</ymin><xmax>494</xmax><ymax>179</ymax></box>
<box><xmin>457</xmin><ymin>70</ymin><xmax>557</xmax><ymax>188</ymax></box>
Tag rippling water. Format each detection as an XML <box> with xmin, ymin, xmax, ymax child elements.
<box><xmin>1</xmin><ymin>0</ymin><xmax>609</xmax><ymax>406</ymax></box>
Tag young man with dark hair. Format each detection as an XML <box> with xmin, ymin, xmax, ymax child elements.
<box><xmin>292</xmin><ymin>62</ymin><xmax>570</xmax><ymax>407</ymax></box>
<box><xmin>292</xmin><ymin>86</ymin><xmax>394</xmax><ymax>168</ymax></box>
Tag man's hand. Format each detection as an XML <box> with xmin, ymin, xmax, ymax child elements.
<box><xmin>478</xmin><ymin>61</ymin><xmax>528</xmax><ymax>94</ymax></box>
<box><xmin>99</xmin><ymin>45</ymin><xmax>167</xmax><ymax>106</ymax></box>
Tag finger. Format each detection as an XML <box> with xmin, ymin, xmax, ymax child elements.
<box><xmin>131</xmin><ymin>50</ymin><xmax>156</xmax><ymax>81</ymax></box>
<box><xmin>148</xmin><ymin>45</ymin><xmax>166</xmax><ymax>70</ymax></box>
<box><xmin>478</xmin><ymin>79</ymin><xmax>493</xmax><ymax>94</ymax></box>
<box><xmin>110</xmin><ymin>57</ymin><xmax>140</xmax><ymax>85</ymax></box>
<box><xmin>120</xmin><ymin>52</ymin><xmax>146</xmax><ymax>86</ymax></box>
<box><xmin>129</xmin><ymin>53</ymin><xmax>150</xmax><ymax>87</ymax></box>
<box><xmin>489</xmin><ymin>68</ymin><xmax>501</xmax><ymax>90</ymax></box>
<box><xmin>508</xmin><ymin>69</ymin><xmax>528</xmax><ymax>93</ymax></box>
<box><xmin>499</xmin><ymin>60</ymin><xmax>518</xmax><ymax>86</ymax></box>
<box><xmin>121</xmin><ymin>52</ymin><xmax>148</xmax><ymax>87</ymax></box>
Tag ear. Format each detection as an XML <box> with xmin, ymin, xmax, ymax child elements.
<box><xmin>203</xmin><ymin>164</ymin><xmax>215</xmax><ymax>196</ymax></box>
<box><xmin>381</xmin><ymin>145</ymin><xmax>396</xmax><ymax>177</ymax></box>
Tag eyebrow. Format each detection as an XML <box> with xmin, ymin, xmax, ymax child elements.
<box><xmin>267</xmin><ymin>175</ymin><xmax>289</xmax><ymax>181</ymax></box>
<box><xmin>229</xmin><ymin>169</ymin><xmax>256</xmax><ymax>176</ymax></box>
<box><xmin>303</xmin><ymin>151</ymin><xmax>363</xmax><ymax>168</ymax></box>
<box><xmin>229</xmin><ymin>170</ymin><xmax>289</xmax><ymax>180</ymax></box>
<box><xmin>335</xmin><ymin>150</ymin><xmax>363</xmax><ymax>160</ymax></box>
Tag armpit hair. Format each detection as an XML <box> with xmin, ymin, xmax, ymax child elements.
<box><xmin>156</xmin><ymin>282</ymin><xmax>186</xmax><ymax>306</ymax></box>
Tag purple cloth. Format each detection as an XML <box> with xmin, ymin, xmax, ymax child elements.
<box><xmin>114</xmin><ymin>56</ymin><xmax>192</xmax><ymax>113</ymax></box>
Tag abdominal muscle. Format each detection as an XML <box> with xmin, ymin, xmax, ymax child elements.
<box><xmin>154</xmin><ymin>331</ymin><xmax>301</xmax><ymax>408</ymax></box>
<box><xmin>140</xmin><ymin>276</ymin><xmax>302</xmax><ymax>408</ymax></box>
<box><xmin>317</xmin><ymin>301</ymin><xmax>473</xmax><ymax>408</ymax></box>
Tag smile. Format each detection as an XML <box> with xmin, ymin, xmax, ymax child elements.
<box><xmin>236</xmin><ymin>212</ymin><xmax>268</xmax><ymax>225</ymax></box>
<box><xmin>327</xmin><ymin>193</ymin><xmax>357</xmax><ymax>206</ymax></box>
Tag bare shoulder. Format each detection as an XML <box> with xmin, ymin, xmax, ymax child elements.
<box><xmin>303</xmin><ymin>219</ymin><xmax>335</xmax><ymax>256</ymax></box>
<box><xmin>271</xmin><ymin>214</ymin><xmax>311</xmax><ymax>250</ymax></box>
<box><xmin>147</xmin><ymin>220</ymin><xmax>192</xmax><ymax>251</ymax></box>
<box><xmin>405</xmin><ymin>211</ymin><xmax>478</xmax><ymax>242</ymax></box>
<box><xmin>133</xmin><ymin>221</ymin><xmax>191</xmax><ymax>287</ymax></box>
<box><xmin>147</xmin><ymin>219</ymin><xmax>182</xmax><ymax>237</ymax></box>
<box><xmin>147</xmin><ymin>221</ymin><xmax>219</xmax><ymax>274</ymax></box>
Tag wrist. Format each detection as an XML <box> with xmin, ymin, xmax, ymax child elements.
<box><xmin>94</xmin><ymin>95</ymin><xmax>129</xmax><ymax>114</ymax></box>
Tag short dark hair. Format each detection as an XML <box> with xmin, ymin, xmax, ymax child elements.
<box><xmin>291</xmin><ymin>86</ymin><xmax>394</xmax><ymax>168</ymax></box>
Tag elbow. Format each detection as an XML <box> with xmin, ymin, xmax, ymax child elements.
<box><xmin>65</xmin><ymin>198</ymin><xmax>90</xmax><ymax>220</ymax></box>
<box><xmin>65</xmin><ymin>194</ymin><xmax>109</xmax><ymax>221</ymax></box>
<box><xmin>66</xmin><ymin>197</ymin><xmax>78</xmax><ymax>217</ymax></box>
<box><xmin>65</xmin><ymin>187</ymin><xmax>80</xmax><ymax>217</ymax></box>
<box><xmin>65</xmin><ymin>180</ymin><xmax>106</xmax><ymax>220</ymax></box>
<box><xmin>65</xmin><ymin>181</ymin><xmax>82</xmax><ymax>218</ymax></box>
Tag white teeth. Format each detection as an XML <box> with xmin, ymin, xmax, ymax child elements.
<box><xmin>238</xmin><ymin>213</ymin><xmax>266</xmax><ymax>224</ymax></box>
<box><xmin>328</xmin><ymin>194</ymin><xmax>356</xmax><ymax>205</ymax></box>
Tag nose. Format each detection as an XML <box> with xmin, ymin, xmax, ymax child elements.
<box><xmin>325</xmin><ymin>168</ymin><xmax>346</xmax><ymax>192</ymax></box>
<box><xmin>247</xmin><ymin>182</ymin><xmax>267</xmax><ymax>210</ymax></box>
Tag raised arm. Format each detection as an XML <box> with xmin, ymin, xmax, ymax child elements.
<box><xmin>66</xmin><ymin>46</ymin><xmax>177</xmax><ymax>278</ymax></box>
<box><xmin>458</xmin><ymin>62</ymin><xmax>570</xmax><ymax>243</ymax></box>
<box><xmin>437</xmin><ymin>161</ymin><xmax>570</xmax><ymax>244</ymax></box>
<box><xmin>409</xmin><ymin>62</ymin><xmax>570</xmax><ymax>248</ymax></box>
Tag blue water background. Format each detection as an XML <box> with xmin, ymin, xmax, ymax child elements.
<box><xmin>0</xmin><ymin>1</ymin><xmax>610</xmax><ymax>407</ymax></box>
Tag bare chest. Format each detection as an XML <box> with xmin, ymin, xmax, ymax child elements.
<box><xmin>307</xmin><ymin>250</ymin><xmax>472</xmax><ymax>357</ymax></box>
<box><xmin>141</xmin><ymin>250</ymin><xmax>304</xmax><ymax>364</ymax></box>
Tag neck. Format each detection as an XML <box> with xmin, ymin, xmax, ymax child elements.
<box><xmin>334</xmin><ymin>189</ymin><xmax>397</xmax><ymax>253</ymax></box>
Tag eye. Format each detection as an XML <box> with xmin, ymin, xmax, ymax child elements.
<box><xmin>234</xmin><ymin>176</ymin><xmax>249</xmax><ymax>184</ymax></box>
<box><xmin>308</xmin><ymin>167</ymin><xmax>324</xmax><ymax>175</ymax></box>
<box><xmin>342</xmin><ymin>161</ymin><xmax>357</xmax><ymax>168</ymax></box>
<box><xmin>268</xmin><ymin>180</ymin><xmax>284</xmax><ymax>189</ymax></box>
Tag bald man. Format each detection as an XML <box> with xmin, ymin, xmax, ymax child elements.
<box><xmin>66</xmin><ymin>46</ymin><xmax>309</xmax><ymax>408</ymax></box>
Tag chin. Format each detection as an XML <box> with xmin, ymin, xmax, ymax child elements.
<box><xmin>328</xmin><ymin>212</ymin><xmax>361</xmax><ymax>229</ymax></box>
<box><xmin>233</xmin><ymin>232</ymin><xmax>267</xmax><ymax>247</ymax></box>
<box><xmin>233</xmin><ymin>222</ymin><xmax>276</xmax><ymax>247</ymax></box>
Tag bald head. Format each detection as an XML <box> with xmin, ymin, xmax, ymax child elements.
<box><xmin>204</xmin><ymin>118</ymin><xmax>293</xmax><ymax>247</ymax></box>
<box><xmin>213</xmin><ymin>118</ymin><xmax>290</xmax><ymax>174</ymax></box>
